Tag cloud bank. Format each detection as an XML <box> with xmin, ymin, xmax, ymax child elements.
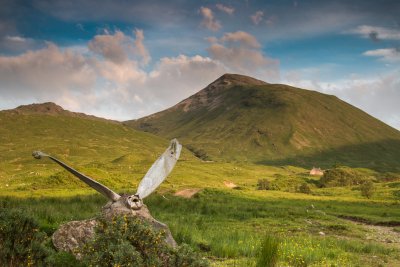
<box><xmin>0</xmin><ymin>29</ymin><xmax>279</xmax><ymax>120</ymax></box>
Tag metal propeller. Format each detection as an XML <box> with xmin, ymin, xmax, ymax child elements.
<box><xmin>32</xmin><ymin>139</ymin><xmax>182</xmax><ymax>203</ymax></box>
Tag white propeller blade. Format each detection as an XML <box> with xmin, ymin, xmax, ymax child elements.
<box><xmin>136</xmin><ymin>139</ymin><xmax>182</xmax><ymax>199</ymax></box>
<box><xmin>32</xmin><ymin>151</ymin><xmax>121</xmax><ymax>202</ymax></box>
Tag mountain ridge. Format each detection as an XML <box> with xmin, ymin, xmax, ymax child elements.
<box><xmin>2</xmin><ymin>102</ymin><xmax>117</xmax><ymax>123</ymax></box>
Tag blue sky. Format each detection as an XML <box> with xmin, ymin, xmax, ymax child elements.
<box><xmin>0</xmin><ymin>0</ymin><xmax>399</xmax><ymax>129</ymax></box>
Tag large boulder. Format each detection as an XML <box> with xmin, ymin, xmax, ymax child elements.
<box><xmin>52</xmin><ymin>201</ymin><xmax>177</xmax><ymax>258</ymax></box>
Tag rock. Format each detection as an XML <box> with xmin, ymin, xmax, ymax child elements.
<box><xmin>315</xmin><ymin>210</ymin><xmax>326</xmax><ymax>216</ymax></box>
<box><xmin>52</xmin><ymin>219</ymin><xmax>97</xmax><ymax>259</ymax></box>
<box><xmin>52</xmin><ymin>199</ymin><xmax>177</xmax><ymax>259</ymax></box>
<box><xmin>101</xmin><ymin>197</ymin><xmax>177</xmax><ymax>248</ymax></box>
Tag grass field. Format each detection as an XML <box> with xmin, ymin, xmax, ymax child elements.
<box><xmin>1</xmin><ymin>155</ymin><xmax>400</xmax><ymax>266</ymax></box>
<box><xmin>1</xmin><ymin>109</ymin><xmax>400</xmax><ymax>266</ymax></box>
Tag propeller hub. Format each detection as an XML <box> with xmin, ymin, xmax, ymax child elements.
<box><xmin>126</xmin><ymin>194</ymin><xmax>143</xmax><ymax>210</ymax></box>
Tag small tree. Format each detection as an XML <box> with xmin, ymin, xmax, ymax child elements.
<box><xmin>360</xmin><ymin>181</ymin><xmax>375</xmax><ymax>199</ymax></box>
<box><xmin>257</xmin><ymin>179</ymin><xmax>270</xmax><ymax>190</ymax></box>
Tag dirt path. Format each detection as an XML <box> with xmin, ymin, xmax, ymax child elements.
<box><xmin>362</xmin><ymin>224</ymin><xmax>400</xmax><ymax>248</ymax></box>
<box><xmin>341</xmin><ymin>217</ymin><xmax>400</xmax><ymax>249</ymax></box>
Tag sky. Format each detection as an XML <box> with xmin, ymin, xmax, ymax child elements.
<box><xmin>0</xmin><ymin>0</ymin><xmax>399</xmax><ymax>129</ymax></box>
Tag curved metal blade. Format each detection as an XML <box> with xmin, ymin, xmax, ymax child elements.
<box><xmin>136</xmin><ymin>139</ymin><xmax>182</xmax><ymax>199</ymax></box>
<box><xmin>32</xmin><ymin>151</ymin><xmax>121</xmax><ymax>202</ymax></box>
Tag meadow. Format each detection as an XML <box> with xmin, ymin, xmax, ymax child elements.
<box><xmin>1</xmin><ymin>161</ymin><xmax>400</xmax><ymax>266</ymax></box>
<box><xmin>1</xmin><ymin>111</ymin><xmax>400</xmax><ymax>266</ymax></box>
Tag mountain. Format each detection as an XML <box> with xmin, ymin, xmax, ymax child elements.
<box><xmin>126</xmin><ymin>74</ymin><xmax>400</xmax><ymax>171</ymax></box>
<box><xmin>0</xmin><ymin>103</ymin><xmax>183</xmax><ymax>192</ymax></box>
<box><xmin>0</xmin><ymin>102</ymin><xmax>280</xmax><ymax>195</ymax></box>
<box><xmin>4</xmin><ymin>102</ymin><xmax>115</xmax><ymax>122</ymax></box>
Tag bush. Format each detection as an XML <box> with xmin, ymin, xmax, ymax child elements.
<box><xmin>319</xmin><ymin>167</ymin><xmax>364</xmax><ymax>187</ymax></box>
<box><xmin>45</xmin><ymin>251</ymin><xmax>84</xmax><ymax>267</ymax></box>
<box><xmin>360</xmin><ymin>181</ymin><xmax>375</xmax><ymax>199</ymax></box>
<box><xmin>0</xmin><ymin>208</ymin><xmax>50</xmax><ymax>267</ymax></box>
<box><xmin>298</xmin><ymin>183</ymin><xmax>311</xmax><ymax>194</ymax></box>
<box><xmin>80</xmin><ymin>216</ymin><xmax>209</xmax><ymax>267</ymax></box>
<box><xmin>256</xmin><ymin>234</ymin><xmax>280</xmax><ymax>267</ymax></box>
<box><xmin>268</xmin><ymin>174</ymin><xmax>302</xmax><ymax>192</ymax></box>
<box><xmin>257</xmin><ymin>179</ymin><xmax>270</xmax><ymax>190</ymax></box>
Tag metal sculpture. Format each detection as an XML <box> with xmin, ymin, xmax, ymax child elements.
<box><xmin>32</xmin><ymin>139</ymin><xmax>182</xmax><ymax>253</ymax></box>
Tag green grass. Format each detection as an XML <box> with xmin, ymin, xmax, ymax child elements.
<box><xmin>1</xmin><ymin>189</ymin><xmax>399</xmax><ymax>266</ymax></box>
<box><xmin>127</xmin><ymin>74</ymin><xmax>400</xmax><ymax>171</ymax></box>
<box><xmin>1</xmin><ymin>104</ymin><xmax>400</xmax><ymax>266</ymax></box>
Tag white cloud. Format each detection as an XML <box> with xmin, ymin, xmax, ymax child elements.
<box><xmin>0</xmin><ymin>43</ymin><xmax>95</xmax><ymax>98</ymax></box>
<box><xmin>134</xmin><ymin>29</ymin><xmax>151</xmax><ymax>65</ymax></box>
<box><xmin>284</xmin><ymin>69</ymin><xmax>400</xmax><ymax>130</ymax></box>
<box><xmin>0</xmin><ymin>30</ymin><xmax>227</xmax><ymax>120</ymax></box>
<box><xmin>347</xmin><ymin>25</ymin><xmax>400</xmax><ymax>41</ymax></box>
<box><xmin>216</xmin><ymin>4</ymin><xmax>234</xmax><ymax>15</ymax></box>
<box><xmin>88</xmin><ymin>30</ymin><xmax>150</xmax><ymax>66</ymax></box>
<box><xmin>199</xmin><ymin>7</ymin><xmax>221</xmax><ymax>32</ymax></box>
<box><xmin>250</xmin><ymin>11</ymin><xmax>263</xmax><ymax>25</ymax></box>
<box><xmin>207</xmin><ymin>31</ymin><xmax>279</xmax><ymax>81</ymax></box>
<box><xmin>88</xmin><ymin>31</ymin><xmax>130</xmax><ymax>64</ymax></box>
<box><xmin>5</xmin><ymin>35</ymin><xmax>27</xmax><ymax>42</ymax></box>
<box><xmin>220</xmin><ymin>31</ymin><xmax>260</xmax><ymax>48</ymax></box>
<box><xmin>363</xmin><ymin>48</ymin><xmax>400</xmax><ymax>62</ymax></box>
<box><xmin>1</xmin><ymin>35</ymin><xmax>39</xmax><ymax>53</ymax></box>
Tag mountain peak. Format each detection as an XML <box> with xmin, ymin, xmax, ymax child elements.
<box><xmin>170</xmin><ymin>74</ymin><xmax>268</xmax><ymax>112</ymax></box>
<box><xmin>14</xmin><ymin>102</ymin><xmax>65</xmax><ymax>115</ymax></box>
<box><xmin>212</xmin><ymin>73</ymin><xmax>268</xmax><ymax>87</ymax></box>
<box><xmin>3</xmin><ymin>102</ymin><xmax>116</xmax><ymax>123</ymax></box>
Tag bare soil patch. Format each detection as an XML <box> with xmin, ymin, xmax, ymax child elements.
<box><xmin>174</xmin><ymin>188</ymin><xmax>201</xmax><ymax>198</ymax></box>
<box><xmin>223</xmin><ymin>181</ymin><xmax>237</xmax><ymax>188</ymax></box>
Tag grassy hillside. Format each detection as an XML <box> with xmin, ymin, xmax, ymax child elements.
<box><xmin>0</xmin><ymin>103</ymin><xmax>173</xmax><ymax>193</ymax></box>
<box><xmin>127</xmin><ymin>74</ymin><xmax>400</xmax><ymax>171</ymax></box>
<box><xmin>0</xmin><ymin>102</ymin><xmax>296</xmax><ymax>195</ymax></box>
<box><xmin>1</xmin><ymin>103</ymin><xmax>400</xmax><ymax>266</ymax></box>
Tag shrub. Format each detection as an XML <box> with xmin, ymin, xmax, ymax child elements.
<box><xmin>269</xmin><ymin>174</ymin><xmax>301</xmax><ymax>192</ymax></box>
<box><xmin>257</xmin><ymin>179</ymin><xmax>270</xmax><ymax>190</ymax></box>
<box><xmin>256</xmin><ymin>234</ymin><xmax>280</xmax><ymax>267</ymax></box>
<box><xmin>0</xmin><ymin>208</ymin><xmax>50</xmax><ymax>267</ymax></box>
<box><xmin>45</xmin><ymin>251</ymin><xmax>84</xmax><ymax>267</ymax></box>
<box><xmin>298</xmin><ymin>183</ymin><xmax>311</xmax><ymax>194</ymax></box>
<box><xmin>319</xmin><ymin>167</ymin><xmax>364</xmax><ymax>187</ymax></box>
<box><xmin>360</xmin><ymin>181</ymin><xmax>375</xmax><ymax>199</ymax></box>
<box><xmin>80</xmin><ymin>216</ymin><xmax>209</xmax><ymax>267</ymax></box>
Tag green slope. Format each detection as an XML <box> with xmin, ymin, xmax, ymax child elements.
<box><xmin>0</xmin><ymin>102</ymin><xmax>289</xmax><ymax>195</ymax></box>
<box><xmin>126</xmin><ymin>74</ymin><xmax>400</xmax><ymax>171</ymax></box>
<box><xmin>0</xmin><ymin>103</ymin><xmax>175</xmax><ymax>193</ymax></box>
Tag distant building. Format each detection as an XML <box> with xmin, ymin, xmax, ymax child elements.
<box><xmin>310</xmin><ymin>167</ymin><xmax>324</xmax><ymax>176</ymax></box>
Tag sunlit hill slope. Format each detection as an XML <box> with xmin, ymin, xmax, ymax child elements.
<box><xmin>126</xmin><ymin>74</ymin><xmax>400</xmax><ymax>171</ymax></box>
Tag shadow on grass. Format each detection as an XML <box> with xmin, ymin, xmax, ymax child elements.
<box><xmin>256</xmin><ymin>139</ymin><xmax>400</xmax><ymax>173</ymax></box>
<box><xmin>0</xmin><ymin>194</ymin><xmax>104</xmax><ymax>234</ymax></box>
